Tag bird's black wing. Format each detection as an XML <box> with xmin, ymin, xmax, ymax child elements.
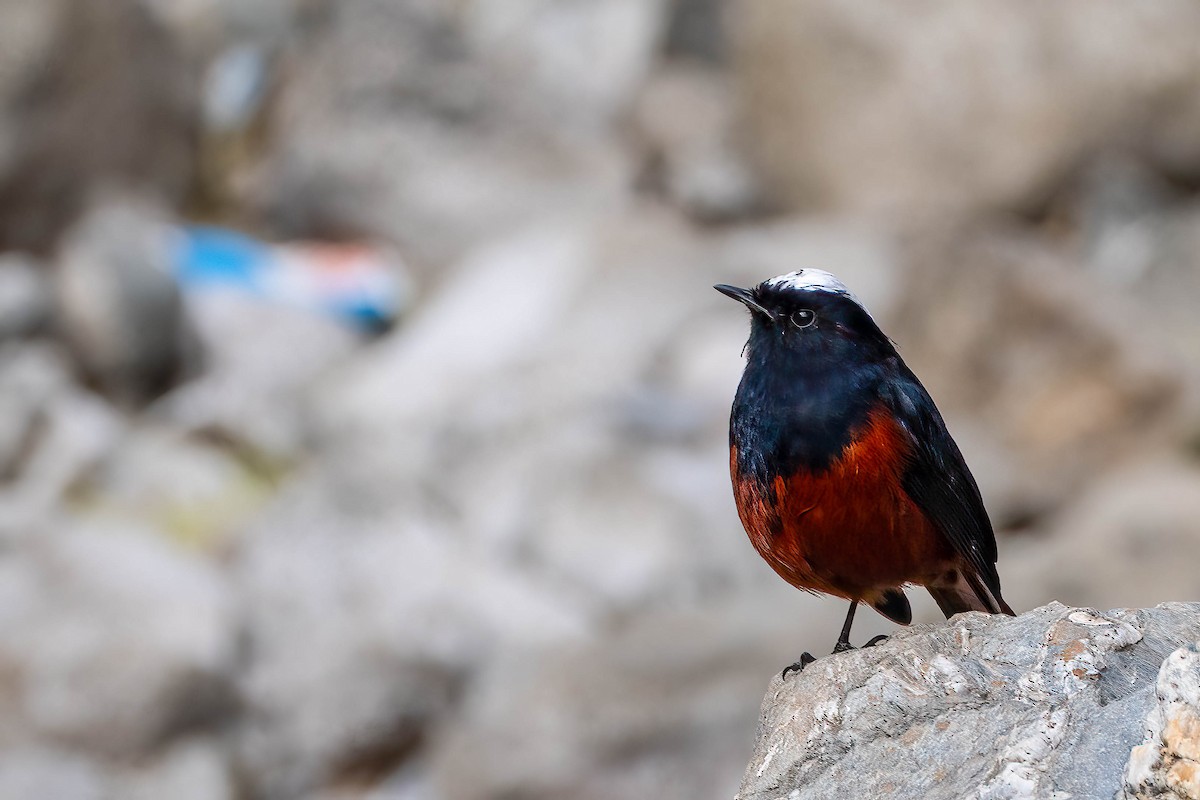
<box><xmin>880</xmin><ymin>363</ymin><xmax>1003</xmax><ymax>601</ymax></box>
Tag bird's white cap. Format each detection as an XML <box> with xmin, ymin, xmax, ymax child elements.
<box><xmin>762</xmin><ymin>269</ymin><xmax>875</xmax><ymax>321</ymax></box>
<box><xmin>763</xmin><ymin>269</ymin><xmax>853</xmax><ymax>299</ymax></box>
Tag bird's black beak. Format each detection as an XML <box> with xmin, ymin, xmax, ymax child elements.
<box><xmin>714</xmin><ymin>284</ymin><xmax>775</xmax><ymax>320</ymax></box>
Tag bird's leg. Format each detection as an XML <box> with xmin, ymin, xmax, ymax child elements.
<box><xmin>781</xmin><ymin>600</ymin><xmax>887</xmax><ymax>679</ymax></box>
<box><xmin>831</xmin><ymin>600</ymin><xmax>858</xmax><ymax>653</ymax></box>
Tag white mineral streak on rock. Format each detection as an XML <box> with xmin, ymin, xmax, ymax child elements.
<box><xmin>927</xmin><ymin>654</ymin><xmax>971</xmax><ymax>695</ymax></box>
<box><xmin>756</xmin><ymin>741</ymin><xmax>780</xmax><ymax>779</ymax></box>
<box><xmin>812</xmin><ymin>699</ymin><xmax>840</xmax><ymax>725</ymax></box>
<box><xmin>974</xmin><ymin>708</ymin><xmax>1069</xmax><ymax>800</ymax></box>
<box><xmin>1068</xmin><ymin>610</ymin><xmax>1115</xmax><ymax>626</ymax></box>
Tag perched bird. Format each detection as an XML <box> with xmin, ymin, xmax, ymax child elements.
<box><xmin>715</xmin><ymin>270</ymin><xmax>1014</xmax><ymax>675</ymax></box>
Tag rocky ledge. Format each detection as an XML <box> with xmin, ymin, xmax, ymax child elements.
<box><xmin>738</xmin><ymin>602</ymin><xmax>1200</xmax><ymax>800</ymax></box>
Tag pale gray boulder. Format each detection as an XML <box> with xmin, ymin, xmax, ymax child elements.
<box><xmin>738</xmin><ymin>602</ymin><xmax>1200</xmax><ymax>800</ymax></box>
<box><xmin>1120</xmin><ymin>643</ymin><xmax>1200</xmax><ymax>800</ymax></box>
<box><xmin>732</xmin><ymin>0</ymin><xmax>1200</xmax><ymax>220</ymax></box>
<box><xmin>0</xmin><ymin>521</ymin><xmax>236</xmax><ymax>759</ymax></box>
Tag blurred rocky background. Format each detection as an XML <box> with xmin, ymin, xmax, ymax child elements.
<box><xmin>1</xmin><ymin>1</ymin><xmax>1199</xmax><ymax>798</ymax></box>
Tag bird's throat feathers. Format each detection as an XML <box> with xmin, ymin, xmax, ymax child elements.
<box><xmin>731</xmin><ymin>336</ymin><xmax>897</xmax><ymax>486</ymax></box>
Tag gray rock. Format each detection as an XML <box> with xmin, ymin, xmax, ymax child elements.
<box><xmin>54</xmin><ymin>196</ymin><xmax>196</xmax><ymax>407</ymax></box>
<box><xmin>738</xmin><ymin>602</ymin><xmax>1200</xmax><ymax>800</ymax></box>
<box><xmin>0</xmin><ymin>256</ymin><xmax>52</xmax><ymax>340</ymax></box>
<box><xmin>232</xmin><ymin>475</ymin><xmax>590</xmax><ymax>799</ymax></box>
<box><xmin>888</xmin><ymin>229</ymin><xmax>1183</xmax><ymax>523</ymax></box>
<box><xmin>663</xmin><ymin>0</ymin><xmax>727</xmax><ymax>62</ymax></box>
<box><xmin>0</xmin><ymin>0</ymin><xmax>199</xmax><ymax>252</ymax></box>
<box><xmin>257</xmin><ymin>0</ymin><xmax>665</xmax><ymax>264</ymax></box>
<box><xmin>116</xmin><ymin>739</ymin><xmax>235</xmax><ymax>800</ymax></box>
<box><xmin>162</xmin><ymin>289</ymin><xmax>359</xmax><ymax>461</ymax></box>
<box><xmin>460</xmin><ymin>0</ymin><xmax>668</xmax><ymax>133</ymax></box>
<box><xmin>1121</xmin><ymin>643</ymin><xmax>1200</xmax><ymax>800</ymax></box>
<box><xmin>732</xmin><ymin>1</ymin><xmax>1200</xmax><ymax>219</ymax></box>
<box><xmin>0</xmin><ymin>740</ymin><xmax>234</xmax><ymax>800</ymax></box>
<box><xmin>0</xmin><ymin>0</ymin><xmax>61</xmax><ymax>112</ymax></box>
<box><xmin>0</xmin><ymin>344</ymin><xmax>67</xmax><ymax>486</ymax></box>
<box><xmin>80</xmin><ymin>424</ymin><xmax>269</xmax><ymax>552</ymax></box>
<box><xmin>634</xmin><ymin>64</ymin><xmax>763</xmax><ymax>222</ymax></box>
<box><xmin>0</xmin><ymin>522</ymin><xmax>237</xmax><ymax>758</ymax></box>
<box><xmin>143</xmin><ymin>0</ymin><xmax>297</xmax><ymax>54</ymax></box>
<box><xmin>0</xmin><ymin>344</ymin><xmax>125</xmax><ymax>527</ymax></box>
<box><xmin>1074</xmin><ymin>191</ymin><xmax>1200</xmax><ymax>392</ymax></box>
<box><xmin>432</xmin><ymin>600</ymin><xmax>813</xmax><ymax>800</ymax></box>
<box><xmin>0</xmin><ymin>747</ymin><xmax>104</xmax><ymax>800</ymax></box>
<box><xmin>1003</xmin><ymin>459</ymin><xmax>1200</xmax><ymax>613</ymax></box>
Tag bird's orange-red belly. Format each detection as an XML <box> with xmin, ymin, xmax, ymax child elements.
<box><xmin>731</xmin><ymin>409</ymin><xmax>956</xmax><ymax>601</ymax></box>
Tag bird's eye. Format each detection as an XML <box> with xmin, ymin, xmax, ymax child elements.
<box><xmin>790</xmin><ymin>309</ymin><xmax>816</xmax><ymax>329</ymax></box>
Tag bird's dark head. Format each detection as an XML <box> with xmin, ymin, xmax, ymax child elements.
<box><xmin>715</xmin><ymin>270</ymin><xmax>895</xmax><ymax>368</ymax></box>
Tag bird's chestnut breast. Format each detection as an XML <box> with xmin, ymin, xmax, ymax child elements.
<box><xmin>731</xmin><ymin>407</ymin><xmax>954</xmax><ymax>597</ymax></box>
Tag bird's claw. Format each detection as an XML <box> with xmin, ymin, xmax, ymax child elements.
<box><xmin>781</xmin><ymin>652</ymin><xmax>816</xmax><ymax>678</ymax></box>
<box><xmin>830</xmin><ymin>634</ymin><xmax>889</xmax><ymax>655</ymax></box>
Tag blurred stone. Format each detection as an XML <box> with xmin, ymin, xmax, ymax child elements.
<box><xmin>0</xmin><ymin>344</ymin><xmax>64</xmax><ymax>485</ymax></box>
<box><xmin>118</xmin><ymin>739</ymin><xmax>235</xmax><ymax>800</ymax></box>
<box><xmin>1072</xmin><ymin>157</ymin><xmax>1178</xmax><ymax>289</ymax></box>
<box><xmin>142</xmin><ymin>0</ymin><xmax>296</xmax><ymax>54</ymax></box>
<box><xmin>663</xmin><ymin>0</ymin><xmax>727</xmax><ymax>62</ymax></box>
<box><xmin>55</xmin><ymin>197</ymin><xmax>197</xmax><ymax>407</ymax></box>
<box><xmin>732</xmin><ymin>0</ymin><xmax>1200</xmax><ymax>219</ymax></box>
<box><xmin>233</xmin><ymin>475</ymin><xmax>589</xmax><ymax>798</ymax></box>
<box><xmin>462</xmin><ymin>0</ymin><xmax>667</xmax><ymax>132</ymax></box>
<box><xmin>163</xmin><ymin>289</ymin><xmax>359</xmax><ymax>461</ymax></box>
<box><xmin>1121</xmin><ymin>643</ymin><xmax>1200</xmax><ymax>800</ymax></box>
<box><xmin>0</xmin><ymin>344</ymin><xmax>125</xmax><ymax>526</ymax></box>
<box><xmin>0</xmin><ymin>1</ymin><xmax>62</xmax><ymax>107</ymax></box>
<box><xmin>82</xmin><ymin>425</ymin><xmax>270</xmax><ymax>552</ymax></box>
<box><xmin>739</xmin><ymin>602</ymin><xmax>1200</xmax><ymax>800</ymax></box>
<box><xmin>1072</xmin><ymin>191</ymin><xmax>1200</xmax><ymax>400</ymax></box>
<box><xmin>634</xmin><ymin>65</ymin><xmax>763</xmax><ymax>222</ymax></box>
<box><xmin>0</xmin><ymin>0</ymin><xmax>199</xmax><ymax>252</ymax></box>
<box><xmin>890</xmin><ymin>228</ymin><xmax>1183</xmax><ymax>517</ymax></box>
<box><xmin>433</xmin><ymin>602</ymin><xmax>807</xmax><ymax>800</ymax></box>
<box><xmin>0</xmin><ymin>748</ymin><xmax>103</xmax><ymax>800</ymax></box>
<box><xmin>1005</xmin><ymin>458</ymin><xmax>1200</xmax><ymax>613</ymax></box>
<box><xmin>202</xmin><ymin>42</ymin><xmax>270</xmax><ymax>134</ymax></box>
<box><xmin>0</xmin><ymin>522</ymin><xmax>236</xmax><ymax>758</ymax></box>
<box><xmin>0</xmin><ymin>256</ymin><xmax>52</xmax><ymax>340</ymax></box>
<box><xmin>257</xmin><ymin>0</ymin><xmax>665</xmax><ymax>264</ymax></box>
<box><xmin>0</xmin><ymin>740</ymin><xmax>233</xmax><ymax>800</ymax></box>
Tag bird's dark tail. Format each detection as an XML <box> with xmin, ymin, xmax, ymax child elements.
<box><xmin>927</xmin><ymin>570</ymin><xmax>1015</xmax><ymax>618</ymax></box>
<box><xmin>871</xmin><ymin>588</ymin><xmax>913</xmax><ymax>625</ymax></box>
